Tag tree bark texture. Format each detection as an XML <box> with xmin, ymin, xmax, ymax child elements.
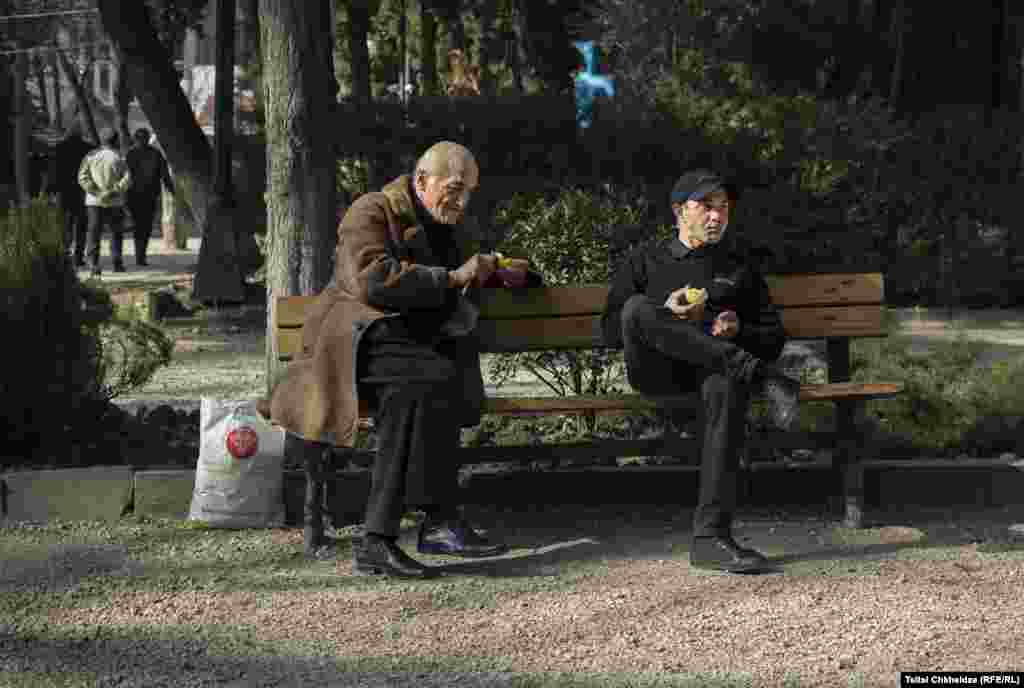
<box><xmin>442</xmin><ymin>0</ymin><xmax>466</xmax><ymax>53</ymax></box>
<box><xmin>14</xmin><ymin>51</ymin><xmax>30</xmax><ymax>202</ymax></box>
<box><xmin>260</xmin><ymin>0</ymin><xmax>339</xmax><ymax>391</ymax></box>
<box><xmin>870</xmin><ymin>0</ymin><xmax>895</xmax><ymax>98</ymax></box>
<box><xmin>49</xmin><ymin>51</ymin><xmax>62</xmax><ymax>131</ymax></box>
<box><xmin>55</xmin><ymin>48</ymin><xmax>99</xmax><ymax>142</ymax></box>
<box><xmin>111</xmin><ymin>52</ymin><xmax>133</xmax><ymax>151</ymax></box>
<box><xmin>31</xmin><ymin>53</ymin><xmax>50</xmax><ymax>128</ymax></box>
<box><xmin>475</xmin><ymin>0</ymin><xmax>500</xmax><ymax>96</ymax></box>
<box><xmin>345</xmin><ymin>0</ymin><xmax>379</xmax><ymax>105</ymax></box>
<box><xmin>420</xmin><ymin>2</ymin><xmax>439</xmax><ymax>96</ymax></box>
<box><xmin>508</xmin><ymin>0</ymin><xmax>525</xmax><ymax>93</ymax></box>
<box><xmin>888</xmin><ymin>0</ymin><xmax>906</xmax><ymax>104</ymax></box>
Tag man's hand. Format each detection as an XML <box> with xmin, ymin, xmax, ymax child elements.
<box><xmin>711</xmin><ymin>310</ymin><xmax>740</xmax><ymax>339</ymax></box>
<box><xmin>448</xmin><ymin>253</ymin><xmax>499</xmax><ymax>289</ymax></box>
<box><xmin>664</xmin><ymin>286</ymin><xmax>706</xmax><ymax>322</ymax></box>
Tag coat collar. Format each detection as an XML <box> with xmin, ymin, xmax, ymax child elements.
<box><xmin>379</xmin><ymin>174</ymin><xmax>479</xmax><ymax>257</ymax></box>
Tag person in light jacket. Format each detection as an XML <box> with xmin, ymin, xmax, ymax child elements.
<box><xmin>78</xmin><ymin>130</ymin><xmax>132</xmax><ymax>276</ymax></box>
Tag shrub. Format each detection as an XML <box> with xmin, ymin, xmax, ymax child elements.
<box><xmin>851</xmin><ymin>319</ymin><xmax>997</xmax><ymax>455</ymax></box>
<box><xmin>487</xmin><ymin>185</ymin><xmax>661</xmax><ymax>441</ymax></box>
<box><xmin>0</xmin><ymin>200</ymin><xmax>173</xmax><ymax>468</ymax></box>
<box><xmin>1</xmin><ymin>199</ymin><xmax>87</xmax><ymax>464</ymax></box>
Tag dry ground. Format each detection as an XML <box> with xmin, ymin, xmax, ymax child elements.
<box><xmin>3</xmin><ymin>504</ymin><xmax>1024</xmax><ymax>687</ymax></box>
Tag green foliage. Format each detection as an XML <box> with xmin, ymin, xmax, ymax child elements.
<box><xmin>0</xmin><ymin>199</ymin><xmax>172</xmax><ymax>467</ymax></box>
<box><xmin>850</xmin><ymin>321</ymin><xmax>1020</xmax><ymax>455</ymax></box>
<box><xmin>337</xmin><ymin>155</ymin><xmax>371</xmax><ymax>201</ymax></box>
<box><xmin>85</xmin><ymin>305</ymin><xmax>175</xmax><ymax>403</ymax></box>
<box><xmin>485</xmin><ymin>187</ymin><xmax>654</xmax><ymax>437</ymax></box>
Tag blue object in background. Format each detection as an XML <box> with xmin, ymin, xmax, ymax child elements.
<box><xmin>573</xmin><ymin>40</ymin><xmax>614</xmax><ymax>129</ymax></box>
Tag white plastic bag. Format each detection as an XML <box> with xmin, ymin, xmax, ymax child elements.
<box><xmin>189</xmin><ymin>398</ymin><xmax>286</xmax><ymax>528</ymax></box>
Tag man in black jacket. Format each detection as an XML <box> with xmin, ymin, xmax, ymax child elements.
<box><xmin>48</xmin><ymin>123</ymin><xmax>94</xmax><ymax>266</ymax></box>
<box><xmin>602</xmin><ymin>169</ymin><xmax>801</xmax><ymax>574</ymax></box>
<box><xmin>125</xmin><ymin>128</ymin><xmax>174</xmax><ymax>267</ymax></box>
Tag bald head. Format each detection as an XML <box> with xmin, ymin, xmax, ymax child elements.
<box><xmin>414</xmin><ymin>141</ymin><xmax>478</xmax><ymax>181</ymax></box>
<box><xmin>413</xmin><ymin>142</ymin><xmax>479</xmax><ymax>225</ymax></box>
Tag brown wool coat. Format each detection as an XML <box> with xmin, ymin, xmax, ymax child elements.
<box><xmin>267</xmin><ymin>175</ymin><xmax>485</xmax><ymax>447</ymax></box>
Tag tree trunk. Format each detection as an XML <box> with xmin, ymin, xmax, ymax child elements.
<box><xmin>346</xmin><ymin>1</ymin><xmax>377</xmax><ymax>105</ymax></box>
<box><xmin>888</xmin><ymin>0</ymin><xmax>907</xmax><ymax>105</ymax></box>
<box><xmin>111</xmin><ymin>52</ymin><xmax>133</xmax><ymax>151</ymax></box>
<box><xmin>508</xmin><ymin>0</ymin><xmax>524</xmax><ymax>93</ymax></box>
<box><xmin>240</xmin><ymin>0</ymin><xmax>261</xmax><ymax>67</ymax></box>
<box><xmin>32</xmin><ymin>52</ymin><xmax>51</xmax><ymax>128</ymax></box>
<box><xmin>96</xmin><ymin>0</ymin><xmax>249</xmax><ymax>303</ymax></box>
<box><xmin>55</xmin><ymin>48</ymin><xmax>99</xmax><ymax>143</ymax></box>
<box><xmin>420</xmin><ymin>1</ymin><xmax>440</xmax><ymax>96</ymax></box>
<box><xmin>49</xmin><ymin>51</ymin><xmax>62</xmax><ymax>131</ymax></box>
<box><xmin>475</xmin><ymin>0</ymin><xmax>500</xmax><ymax>96</ymax></box>
<box><xmin>869</xmin><ymin>0</ymin><xmax>894</xmax><ymax>98</ymax></box>
<box><xmin>443</xmin><ymin>0</ymin><xmax>466</xmax><ymax>53</ymax></box>
<box><xmin>14</xmin><ymin>50</ymin><xmax>30</xmax><ymax>202</ymax></box>
<box><xmin>260</xmin><ymin>0</ymin><xmax>338</xmax><ymax>392</ymax></box>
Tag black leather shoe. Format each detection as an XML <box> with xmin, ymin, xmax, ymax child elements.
<box><xmin>691</xmin><ymin>536</ymin><xmax>772</xmax><ymax>573</ymax></box>
<box><xmin>136</xmin><ymin>258</ymin><xmax>148</xmax><ymax>267</ymax></box>
<box><xmin>354</xmin><ymin>536</ymin><xmax>435</xmax><ymax>578</ymax></box>
<box><xmin>417</xmin><ymin>519</ymin><xmax>509</xmax><ymax>558</ymax></box>
<box><xmin>113</xmin><ymin>262</ymin><xmax>126</xmax><ymax>273</ymax></box>
<box><xmin>759</xmin><ymin>367</ymin><xmax>801</xmax><ymax>431</ymax></box>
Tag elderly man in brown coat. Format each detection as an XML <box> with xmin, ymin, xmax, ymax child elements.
<box><xmin>266</xmin><ymin>141</ymin><xmax>534</xmax><ymax>578</ymax></box>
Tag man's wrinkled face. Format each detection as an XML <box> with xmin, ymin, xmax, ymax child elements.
<box><xmin>415</xmin><ymin>160</ymin><xmax>479</xmax><ymax>225</ymax></box>
<box><xmin>673</xmin><ymin>190</ymin><xmax>731</xmax><ymax>249</ymax></box>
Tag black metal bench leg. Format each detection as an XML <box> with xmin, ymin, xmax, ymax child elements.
<box><xmin>834</xmin><ymin>400</ymin><xmax>865</xmax><ymax>529</ymax></box>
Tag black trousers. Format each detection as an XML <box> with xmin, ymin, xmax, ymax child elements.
<box><xmin>620</xmin><ymin>295</ymin><xmax>759</xmax><ymax>537</ymax></box>
<box><xmin>358</xmin><ymin>319</ymin><xmax>463</xmax><ymax>537</ymax></box>
<box><xmin>60</xmin><ymin>193</ymin><xmax>87</xmax><ymax>262</ymax></box>
<box><xmin>127</xmin><ymin>194</ymin><xmax>159</xmax><ymax>264</ymax></box>
<box><xmin>85</xmin><ymin>206</ymin><xmax>124</xmax><ymax>268</ymax></box>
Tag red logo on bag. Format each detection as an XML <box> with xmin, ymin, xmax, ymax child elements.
<box><xmin>226</xmin><ymin>426</ymin><xmax>259</xmax><ymax>459</ymax></box>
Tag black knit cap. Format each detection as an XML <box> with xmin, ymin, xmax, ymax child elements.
<box><xmin>670</xmin><ymin>169</ymin><xmax>739</xmax><ymax>205</ymax></box>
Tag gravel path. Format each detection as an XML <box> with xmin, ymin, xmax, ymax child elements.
<box><xmin>5</xmin><ymin>510</ymin><xmax>1024</xmax><ymax>687</ymax></box>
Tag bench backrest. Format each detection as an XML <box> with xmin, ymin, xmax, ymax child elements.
<box><xmin>273</xmin><ymin>273</ymin><xmax>886</xmax><ymax>362</ymax></box>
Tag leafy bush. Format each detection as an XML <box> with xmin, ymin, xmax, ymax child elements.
<box><xmin>0</xmin><ymin>200</ymin><xmax>173</xmax><ymax>468</ymax></box>
<box><xmin>486</xmin><ymin>186</ymin><xmax>660</xmax><ymax>440</ymax></box>
<box><xmin>85</xmin><ymin>304</ymin><xmax>175</xmax><ymax>403</ymax></box>
<box><xmin>2</xmin><ymin>199</ymin><xmax>88</xmax><ymax>463</ymax></box>
<box><xmin>851</xmin><ymin>319</ymin><xmax>1009</xmax><ymax>455</ymax></box>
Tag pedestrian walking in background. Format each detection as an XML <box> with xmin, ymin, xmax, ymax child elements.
<box><xmin>48</xmin><ymin>122</ymin><xmax>94</xmax><ymax>266</ymax></box>
<box><xmin>125</xmin><ymin>127</ymin><xmax>174</xmax><ymax>267</ymax></box>
<box><xmin>78</xmin><ymin>130</ymin><xmax>132</xmax><ymax>276</ymax></box>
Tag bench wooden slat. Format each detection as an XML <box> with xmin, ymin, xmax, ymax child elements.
<box><xmin>478</xmin><ymin>284</ymin><xmax>608</xmax><ymax>318</ymax></box>
<box><xmin>780</xmin><ymin>305</ymin><xmax>885</xmax><ymax>339</ymax></box>
<box><xmin>346</xmin><ymin>383</ymin><xmax>906</xmax><ymax>420</ymax></box>
<box><xmin>274</xmin><ymin>272</ymin><xmax>884</xmax><ymax>330</ymax></box>
<box><xmin>277</xmin><ymin>305</ymin><xmax>889</xmax><ymax>360</ymax></box>
<box><xmin>479</xmin><ymin>383</ymin><xmax>902</xmax><ymax>416</ymax></box>
<box><xmin>765</xmin><ymin>273</ymin><xmax>882</xmax><ymax>306</ymax></box>
<box><xmin>475</xmin><ymin>315</ymin><xmax>602</xmax><ymax>352</ymax></box>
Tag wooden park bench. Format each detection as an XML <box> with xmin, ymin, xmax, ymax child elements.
<box><xmin>273</xmin><ymin>271</ymin><xmax>904</xmax><ymax>546</ymax></box>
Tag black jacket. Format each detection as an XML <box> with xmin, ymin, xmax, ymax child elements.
<box><xmin>601</xmin><ymin>234</ymin><xmax>787</xmax><ymax>363</ymax></box>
